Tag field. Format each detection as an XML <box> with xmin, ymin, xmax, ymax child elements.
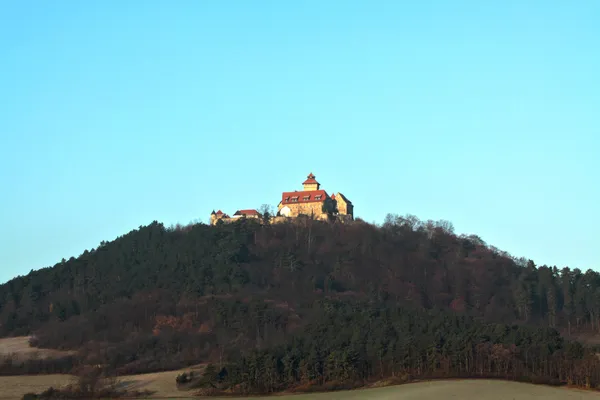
<box><xmin>0</xmin><ymin>364</ymin><xmax>209</xmax><ymax>400</ymax></box>
<box><xmin>0</xmin><ymin>364</ymin><xmax>207</xmax><ymax>399</ymax></box>
<box><xmin>0</xmin><ymin>337</ymin><xmax>73</xmax><ymax>361</ymax></box>
<box><xmin>256</xmin><ymin>380</ymin><xmax>599</xmax><ymax>400</ymax></box>
<box><xmin>0</xmin><ymin>377</ymin><xmax>597</xmax><ymax>400</ymax></box>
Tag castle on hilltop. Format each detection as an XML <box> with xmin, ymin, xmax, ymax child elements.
<box><xmin>210</xmin><ymin>173</ymin><xmax>353</xmax><ymax>225</ymax></box>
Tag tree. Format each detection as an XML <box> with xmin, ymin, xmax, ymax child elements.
<box><xmin>561</xmin><ymin>267</ymin><xmax>574</xmax><ymax>336</ymax></box>
<box><xmin>200</xmin><ymin>364</ymin><xmax>217</xmax><ymax>387</ymax></box>
<box><xmin>321</xmin><ymin>197</ymin><xmax>338</xmax><ymax>218</ymax></box>
<box><xmin>259</xmin><ymin>204</ymin><xmax>274</xmax><ymax>225</ymax></box>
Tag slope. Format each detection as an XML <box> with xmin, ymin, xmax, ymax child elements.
<box><xmin>0</xmin><ymin>215</ymin><xmax>599</xmax><ymax>393</ymax></box>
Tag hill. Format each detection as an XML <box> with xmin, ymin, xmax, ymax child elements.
<box><xmin>1</xmin><ymin>215</ymin><xmax>600</xmax><ymax>394</ymax></box>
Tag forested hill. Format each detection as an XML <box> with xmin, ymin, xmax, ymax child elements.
<box><xmin>1</xmin><ymin>215</ymin><xmax>600</xmax><ymax>391</ymax></box>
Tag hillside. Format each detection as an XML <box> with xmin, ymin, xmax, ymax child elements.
<box><xmin>1</xmin><ymin>215</ymin><xmax>600</xmax><ymax>394</ymax></box>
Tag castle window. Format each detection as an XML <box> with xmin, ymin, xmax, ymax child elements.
<box><xmin>284</xmin><ymin>197</ymin><xmax>290</xmax><ymax>202</ymax></box>
<box><xmin>291</xmin><ymin>196</ymin><xmax>299</xmax><ymax>202</ymax></box>
<box><xmin>303</xmin><ymin>196</ymin><xmax>310</xmax><ymax>201</ymax></box>
<box><xmin>315</xmin><ymin>195</ymin><xmax>322</xmax><ymax>200</ymax></box>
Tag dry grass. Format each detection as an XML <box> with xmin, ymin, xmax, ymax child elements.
<box><xmin>0</xmin><ymin>364</ymin><xmax>206</xmax><ymax>400</ymax></box>
<box><xmin>0</xmin><ymin>337</ymin><xmax>73</xmax><ymax>361</ymax></box>
<box><xmin>0</xmin><ymin>374</ymin><xmax>74</xmax><ymax>400</ymax></box>
<box><xmin>0</xmin><ymin>335</ymin><xmax>204</xmax><ymax>399</ymax></box>
<box><xmin>0</xmin><ymin>375</ymin><xmax>597</xmax><ymax>399</ymax></box>
<box><xmin>240</xmin><ymin>380</ymin><xmax>599</xmax><ymax>399</ymax></box>
<box><xmin>115</xmin><ymin>364</ymin><xmax>205</xmax><ymax>398</ymax></box>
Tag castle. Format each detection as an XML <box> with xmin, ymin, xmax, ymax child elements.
<box><xmin>210</xmin><ymin>173</ymin><xmax>353</xmax><ymax>225</ymax></box>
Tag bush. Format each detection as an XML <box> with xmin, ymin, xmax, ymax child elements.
<box><xmin>23</xmin><ymin>385</ymin><xmax>154</xmax><ymax>399</ymax></box>
<box><xmin>176</xmin><ymin>371</ymin><xmax>193</xmax><ymax>385</ymax></box>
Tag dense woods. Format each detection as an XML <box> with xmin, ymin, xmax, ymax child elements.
<box><xmin>1</xmin><ymin>214</ymin><xmax>600</xmax><ymax>392</ymax></box>
<box><xmin>208</xmin><ymin>301</ymin><xmax>600</xmax><ymax>394</ymax></box>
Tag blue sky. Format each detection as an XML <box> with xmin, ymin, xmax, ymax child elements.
<box><xmin>1</xmin><ymin>1</ymin><xmax>599</xmax><ymax>284</ymax></box>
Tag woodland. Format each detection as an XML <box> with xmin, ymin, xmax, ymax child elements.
<box><xmin>1</xmin><ymin>214</ymin><xmax>600</xmax><ymax>394</ymax></box>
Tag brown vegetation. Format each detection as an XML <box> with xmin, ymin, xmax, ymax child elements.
<box><xmin>1</xmin><ymin>364</ymin><xmax>206</xmax><ymax>400</ymax></box>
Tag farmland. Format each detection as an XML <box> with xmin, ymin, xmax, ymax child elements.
<box><xmin>0</xmin><ymin>377</ymin><xmax>596</xmax><ymax>400</ymax></box>
<box><xmin>0</xmin><ymin>337</ymin><xmax>72</xmax><ymax>361</ymax></box>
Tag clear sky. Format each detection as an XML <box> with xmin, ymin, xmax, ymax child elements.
<box><xmin>1</xmin><ymin>1</ymin><xmax>599</xmax><ymax>284</ymax></box>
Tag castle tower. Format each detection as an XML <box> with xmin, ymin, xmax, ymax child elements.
<box><xmin>302</xmin><ymin>172</ymin><xmax>320</xmax><ymax>191</ymax></box>
<box><xmin>210</xmin><ymin>210</ymin><xmax>228</xmax><ymax>225</ymax></box>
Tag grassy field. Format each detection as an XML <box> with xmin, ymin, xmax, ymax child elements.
<box><xmin>0</xmin><ymin>374</ymin><xmax>74</xmax><ymax>400</ymax></box>
<box><xmin>0</xmin><ymin>365</ymin><xmax>205</xmax><ymax>400</ymax></box>
<box><xmin>0</xmin><ymin>377</ymin><xmax>597</xmax><ymax>400</ymax></box>
<box><xmin>116</xmin><ymin>364</ymin><xmax>206</xmax><ymax>398</ymax></box>
<box><xmin>254</xmin><ymin>380</ymin><xmax>599</xmax><ymax>400</ymax></box>
<box><xmin>0</xmin><ymin>337</ymin><xmax>73</xmax><ymax>361</ymax></box>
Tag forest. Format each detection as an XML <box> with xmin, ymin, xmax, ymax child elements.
<box><xmin>1</xmin><ymin>214</ymin><xmax>600</xmax><ymax>392</ymax></box>
<box><xmin>204</xmin><ymin>301</ymin><xmax>600</xmax><ymax>394</ymax></box>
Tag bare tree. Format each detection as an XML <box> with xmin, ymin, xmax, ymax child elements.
<box><xmin>259</xmin><ymin>204</ymin><xmax>274</xmax><ymax>224</ymax></box>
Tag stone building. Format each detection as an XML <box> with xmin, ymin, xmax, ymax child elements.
<box><xmin>210</xmin><ymin>210</ymin><xmax>229</xmax><ymax>225</ymax></box>
<box><xmin>332</xmin><ymin>193</ymin><xmax>353</xmax><ymax>217</ymax></box>
<box><xmin>210</xmin><ymin>172</ymin><xmax>353</xmax><ymax>225</ymax></box>
<box><xmin>277</xmin><ymin>173</ymin><xmax>353</xmax><ymax>221</ymax></box>
<box><xmin>232</xmin><ymin>209</ymin><xmax>260</xmax><ymax>220</ymax></box>
<box><xmin>210</xmin><ymin>209</ymin><xmax>260</xmax><ymax>225</ymax></box>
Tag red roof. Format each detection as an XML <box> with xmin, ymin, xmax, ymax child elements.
<box><xmin>234</xmin><ymin>209</ymin><xmax>259</xmax><ymax>216</ymax></box>
<box><xmin>281</xmin><ymin>190</ymin><xmax>329</xmax><ymax>205</ymax></box>
<box><xmin>302</xmin><ymin>172</ymin><xmax>319</xmax><ymax>185</ymax></box>
<box><xmin>216</xmin><ymin>210</ymin><xmax>224</xmax><ymax>215</ymax></box>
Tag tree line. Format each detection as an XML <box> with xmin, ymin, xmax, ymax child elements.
<box><xmin>203</xmin><ymin>300</ymin><xmax>600</xmax><ymax>394</ymax></box>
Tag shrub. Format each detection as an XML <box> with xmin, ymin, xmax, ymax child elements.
<box><xmin>176</xmin><ymin>372</ymin><xmax>192</xmax><ymax>385</ymax></box>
